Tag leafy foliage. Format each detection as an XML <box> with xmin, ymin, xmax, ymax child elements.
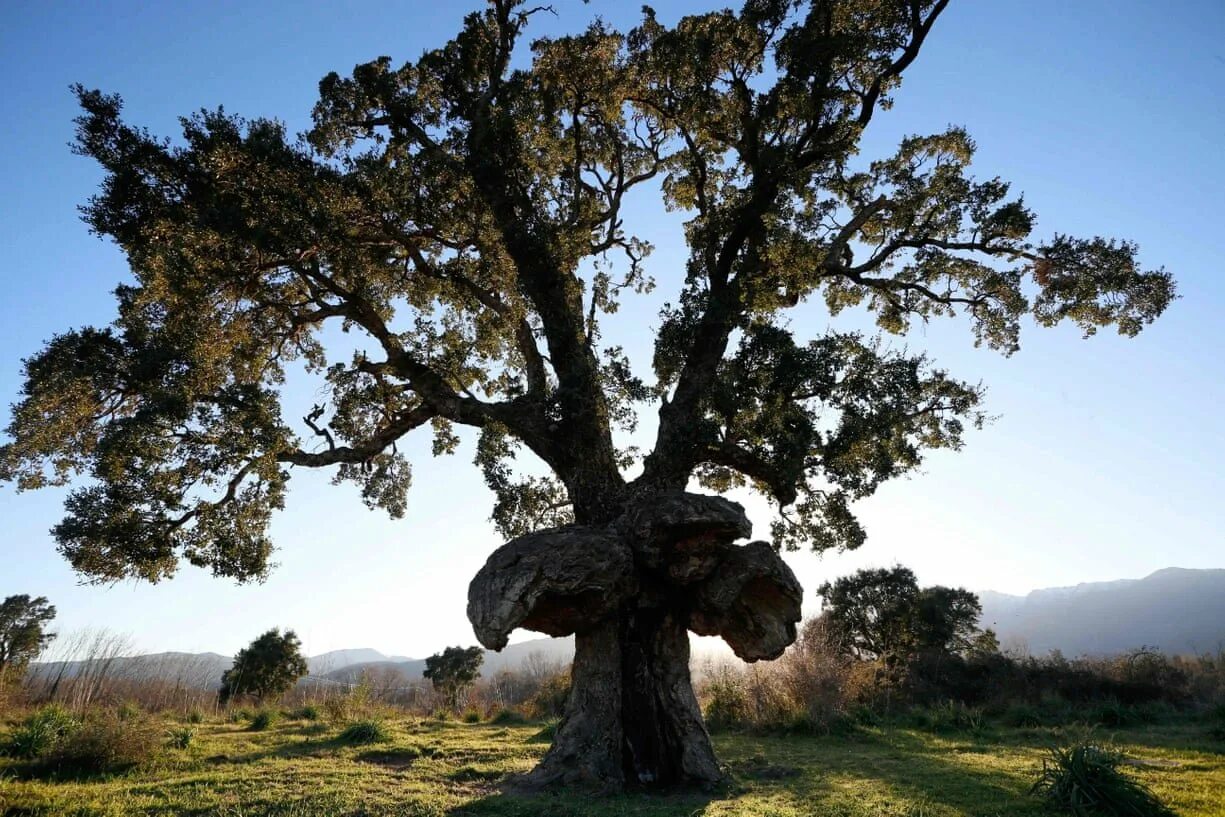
<box><xmin>423</xmin><ymin>646</ymin><xmax>484</xmax><ymax>711</ymax></box>
<box><xmin>2</xmin><ymin>704</ymin><xmax>78</xmax><ymax>759</ymax></box>
<box><xmin>1031</xmin><ymin>743</ymin><xmax>1174</xmax><ymax>817</ymax></box>
<box><xmin>817</xmin><ymin>566</ymin><xmax>994</xmax><ymax>661</ymax></box>
<box><xmin>46</xmin><ymin>708</ymin><xmax>160</xmax><ymax>775</ymax></box>
<box><xmin>337</xmin><ymin>718</ymin><xmax>391</xmax><ymax>745</ymax></box>
<box><xmin>0</xmin><ymin>0</ymin><xmax>1174</xmax><ymax>585</ymax></box>
<box><xmin>0</xmin><ymin>595</ymin><xmax>57</xmax><ymax>681</ymax></box>
<box><xmin>167</xmin><ymin>725</ymin><xmax>196</xmax><ymax>749</ymax></box>
<box><xmin>219</xmin><ymin>628</ymin><xmax>308</xmax><ymax>704</ymax></box>
<box><xmin>247</xmin><ymin>709</ymin><xmax>279</xmax><ymax>731</ymax></box>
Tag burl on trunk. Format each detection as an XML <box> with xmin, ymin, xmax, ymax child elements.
<box><xmin>467</xmin><ymin>492</ymin><xmax>802</xmax><ymax>789</ymax></box>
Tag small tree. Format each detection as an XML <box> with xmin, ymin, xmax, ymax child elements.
<box><xmin>423</xmin><ymin>646</ymin><xmax>484</xmax><ymax>711</ymax></box>
<box><xmin>219</xmin><ymin>628</ymin><xmax>308</xmax><ymax>705</ymax></box>
<box><xmin>0</xmin><ymin>595</ymin><xmax>57</xmax><ymax>685</ymax></box>
<box><xmin>818</xmin><ymin>567</ymin><xmax>992</xmax><ymax>662</ymax></box>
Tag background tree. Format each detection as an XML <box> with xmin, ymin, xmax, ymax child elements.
<box><xmin>218</xmin><ymin>629</ymin><xmax>308</xmax><ymax>705</ymax></box>
<box><xmin>0</xmin><ymin>595</ymin><xmax>57</xmax><ymax>685</ymax></box>
<box><xmin>0</xmin><ymin>0</ymin><xmax>1173</xmax><ymax>788</ymax></box>
<box><xmin>818</xmin><ymin>566</ymin><xmax>995</xmax><ymax>662</ymax></box>
<box><xmin>423</xmin><ymin>646</ymin><xmax>484</xmax><ymax>711</ymax></box>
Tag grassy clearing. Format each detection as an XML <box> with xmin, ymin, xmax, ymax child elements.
<box><xmin>0</xmin><ymin>712</ymin><xmax>1221</xmax><ymax>816</ymax></box>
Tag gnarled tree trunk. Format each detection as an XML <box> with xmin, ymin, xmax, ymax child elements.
<box><xmin>467</xmin><ymin>491</ymin><xmax>802</xmax><ymax>789</ymax></box>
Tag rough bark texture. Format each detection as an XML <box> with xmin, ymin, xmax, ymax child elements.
<box><xmin>467</xmin><ymin>526</ymin><xmax>634</xmax><ymax>650</ymax></box>
<box><xmin>466</xmin><ymin>491</ymin><xmax>803</xmax><ymax>788</ymax></box>
<box><xmin>689</xmin><ymin>540</ymin><xmax>805</xmax><ymax>661</ymax></box>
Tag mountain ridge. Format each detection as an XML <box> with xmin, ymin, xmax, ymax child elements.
<box><xmin>977</xmin><ymin>567</ymin><xmax>1225</xmax><ymax>656</ymax></box>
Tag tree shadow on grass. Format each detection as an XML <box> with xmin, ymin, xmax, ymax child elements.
<box><xmin>711</xmin><ymin>727</ymin><xmax>1047</xmax><ymax>816</ymax></box>
<box><xmin>444</xmin><ymin>786</ymin><xmax>723</xmax><ymax>817</ymax></box>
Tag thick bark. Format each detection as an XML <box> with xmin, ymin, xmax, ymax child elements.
<box><xmin>516</xmin><ymin>608</ymin><xmax>720</xmax><ymax>790</ymax></box>
<box><xmin>467</xmin><ymin>490</ymin><xmax>802</xmax><ymax>790</ymax></box>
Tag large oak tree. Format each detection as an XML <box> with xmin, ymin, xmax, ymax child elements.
<box><xmin>0</xmin><ymin>0</ymin><xmax>1173</xmax><ymax>789</ymax></box>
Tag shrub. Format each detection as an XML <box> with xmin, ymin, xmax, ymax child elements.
<box><xmin>489</xmin><ymin>708</ymin><xmax>525</xmax><ymax>725</ymax></box>
<box><xmin>1084</xmin><ymin>699</ymin><xmax>1144</xmax><ymax>729</ymax></box>
<box><xmin>338</xmin><ymin>719</ymin><xmax>391</xmax><ymax>744</ymax></box>
<box><xmin>321</xmin><ymin>677</ymin><xmax>377</xmax><ymax>725</ymax></box>
<box><xmin>1031</xmin><ymin>743</ymin><xmax>1174</xmax><ymax>817</ymax></box>
<box><xmin>998</xmin><ymin>702</ymin><xmax>1042</xmax><ymax>728</ymax></box>
<box><xmin>48</xmin><ymin>709</ymin><xmax>159</xmax><ymax>775</ymax></box>
<box><xmin>248</xmin><ymin>710</ymin><xmax>279</xmax><ymax>731</ymax></box>
<box><xmin>526</xmin><ymin>669</ymin><xmax>571</xmax><ymax>720</ymax></box>
<box><xmin>167</xmin><ymin>726</ymin><xmax>196</xmax><ymax>749</ymax></box>
<box><xmin>702</xmin><ymin>668</ymin><xmax>750</xmax><ymax>732</ymax></box>
<box><xmin>116</xmin><ymin>702</ymin><xmax>142</xmax><ymax>721</ymax></box>
<box><xmin>186</xmin><ymin>709</ymin><xmax>205</xmax><ymax>724</ymax></box>
<box><xmin>910</xmin><ymin>701</ymin><xmax>984</xmax><ymax>733</ymax></box>
<box><xmin>295</xmin><ymin>704</ymin><xmax>321</xmax><ymax>721</ymax></box>
<box><xmin>2</xmin><ymin>704</ymin><xmax>78</xmax><ymax>759</ymax></box>
<box><xmin>461</xmin><ymin>707</ymin><xmax>482</xmax><ymax>723</ymax></box>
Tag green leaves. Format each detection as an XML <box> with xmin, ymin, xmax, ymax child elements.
<box><xmin>0</xmin><ymin>595</ymin><xmax>57</xmax><ymax>678</ymax></box>
<box><xmin>219</xmin><ymin>628</ymin><xmax>309</xmax><ymax>704</ymax></box>
<box><xmin>817</xmin><ymin>566</ymin><xmax>989</xmax><ymax>661</ymax></box>
<box><xmin>2</xmin><ymin>1</ymin><xmax>1176</xmax><ymax>584</ymax></box>
<box><xmin>697</xmin><ymin>323</ymin><xmax>983</xmax><ymax>551</ymax></box>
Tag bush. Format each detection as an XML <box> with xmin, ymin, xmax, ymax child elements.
<box><xmin>1031</xmin><ymin>742</ymin><xmax>1173</xmax><ymax>817</ymax></box>
<box><xmin>489</xmin><ymin>708</ymin><xmax>525</xmax><ymax>725</ymax></box>
<box><xmin>338</xmin><ymin>719</ymin><xmax>391</xmax><ymax>744</ymax></box>
<box><xmin>116</xmin><ymin>701</ymin><xmax>142</xmax><ymax>721</ymax></box>
<box><xmin>248</xmin><ymin>710</ymin><xmax>279</xmax><ymax>731</ymax></box>
<box><xmin>702</xmin><ymin>668</ymin><xmax>750</xmax><ymax>732</ymax></box>
<box><xmin>48</xmin><ymin>709</ymin><xmax>159</xmax><ymax>775</ymax></box>
<box><xmin>526</xmin><ymin>670</ymin><xmax>571</xmax><ymax>720</ymax></box>
<box><xmin>909</xmin><ymin>701</ymin><xmax>985</xmax><ymax>733</ymax></box>
<box><xmin>167</xmin><ymin>726</ymin><xmax>196</xmax><ymax>749</ymax></box>
<box><xmin>186</xmin><ymin>709</ymin><xmax>205</xmax><ymax>724</ymax></box>
<box><xmin>295</xmin><ymin>704</ymin><xmax>321</xmax><ymax>721</ymax></box>
<box><xmin>461</xmin><ymin>708</ymin><xmax>482</xmax><ymax>723</ymax></box>
<box><xmin>2</xmin><ymin>704</ymin><xmax>79</xmax><ymax>759</ymax></box>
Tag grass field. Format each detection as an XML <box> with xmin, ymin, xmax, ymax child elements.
<box><xmin>1</xmin><ymin>713</ymin><xmax>1222</xmax><ymax>816</ymax></box>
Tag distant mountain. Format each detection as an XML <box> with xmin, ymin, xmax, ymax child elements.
<box><xmin>317</xmin><ymin>636</ymin><xmax>574</xmax><ymax>684</ymax></box>
<box><xmin>27</xmin><ymin>639</ymin><xmax>573</xmax><ymax>691</ymax></box>
<box><xmin>28</xmin><ymin>651</ymin><xmax>233</xmax><ymax>688</ymax></box>
<box><xmin>306</xmin><ymin>648</ymin><xmax>412</xmax><ymax>674</ymax></box>
<box><xmin>979</xmin><ymin>567</ymin><xmax>1225</xmax><ymax>656</ymax></box>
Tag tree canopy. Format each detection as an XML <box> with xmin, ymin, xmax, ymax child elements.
<box><xmin>817</xmin><ymin>566</ymin><xmax>994</xmax><ymax>661</ymax></box>
<box><xmin>0</xmin><ymin>595</ymin><xmax>57</xmax><ymax>682</ymax></box>
<box><xmin>219</xmin><ymin>628</ymin><xmax>308</xmax><ymax>704</ymax></box>
<box><xmin>0</xmin><ymin>0</ymin><xmax>1173</xmax><ymax>587</ymax></box>
<box><xmin>423</xmin><ymin>645</ymin><xmax>484</xmax><ymax>711</ymax></box>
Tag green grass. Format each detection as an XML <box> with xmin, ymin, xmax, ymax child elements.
<box><xmin>0</xmin><ymin>713</ymin><xmax>1221</xmax><ymax>816</ymax></box>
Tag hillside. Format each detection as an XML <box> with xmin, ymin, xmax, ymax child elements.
<box><xmin>978</xmin><ymin>567</ymin><xmax>1225</xmax><ymax>656</ymax></box>
<box><xmin>316</xmin><ymin>636</ymin><xmax>574</xmax><ymax>684</ymax></box>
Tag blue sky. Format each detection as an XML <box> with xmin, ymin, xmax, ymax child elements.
<box><xmin>2</xmin><ymin>1</ymin><xmax>1222</xmax><ymax>659</ymax></box>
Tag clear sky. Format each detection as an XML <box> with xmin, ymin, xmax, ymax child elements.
<box><xmin>2</xmin><ymin>1</ymin><xmax>1222</xmax><ymax>660</ymax></box>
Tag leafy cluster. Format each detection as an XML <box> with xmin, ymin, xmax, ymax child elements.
<box><xmin>423</xmin><ymin>645</ymin><xmax>484</xmax><ymax>711</ymax></box>
<box><xmin>0</xmin><ymin>595</ymin><xmax>57</xmax><ymax>682</ymax></box>
<box><xmin>0</xmin><ymin>0</ymin><xmax>1174</xmax><ymax>584</ymax></box>
<box><xmin>1031</xmin><ymin>743</ymin><xmax>1174</xmax><ymax>817</ymax></box>
<box><xmin>817</xmin><ymin>566</ymin><xmax>996</xmax><ymax>662</ymax></box>
<box><xmin>219</xmin><ymin>628</ymin><xmax>308</xmax><ymax>704</ymax></box>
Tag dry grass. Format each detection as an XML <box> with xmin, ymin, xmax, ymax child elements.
<box><xmin>0</xmin><ymin>707</ymin><xmax>1221</xmax><ymax>816</ymax></box>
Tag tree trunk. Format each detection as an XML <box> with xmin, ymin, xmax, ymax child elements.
<box><xmin>469</xmin><ymin>489</ymin><xmax>802</xmax><ymax>791</ymax></box>
<box><xmin>516</xmin><ymin>606</ymin><xmax>722</xmax><ymax>790</ymax></box>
